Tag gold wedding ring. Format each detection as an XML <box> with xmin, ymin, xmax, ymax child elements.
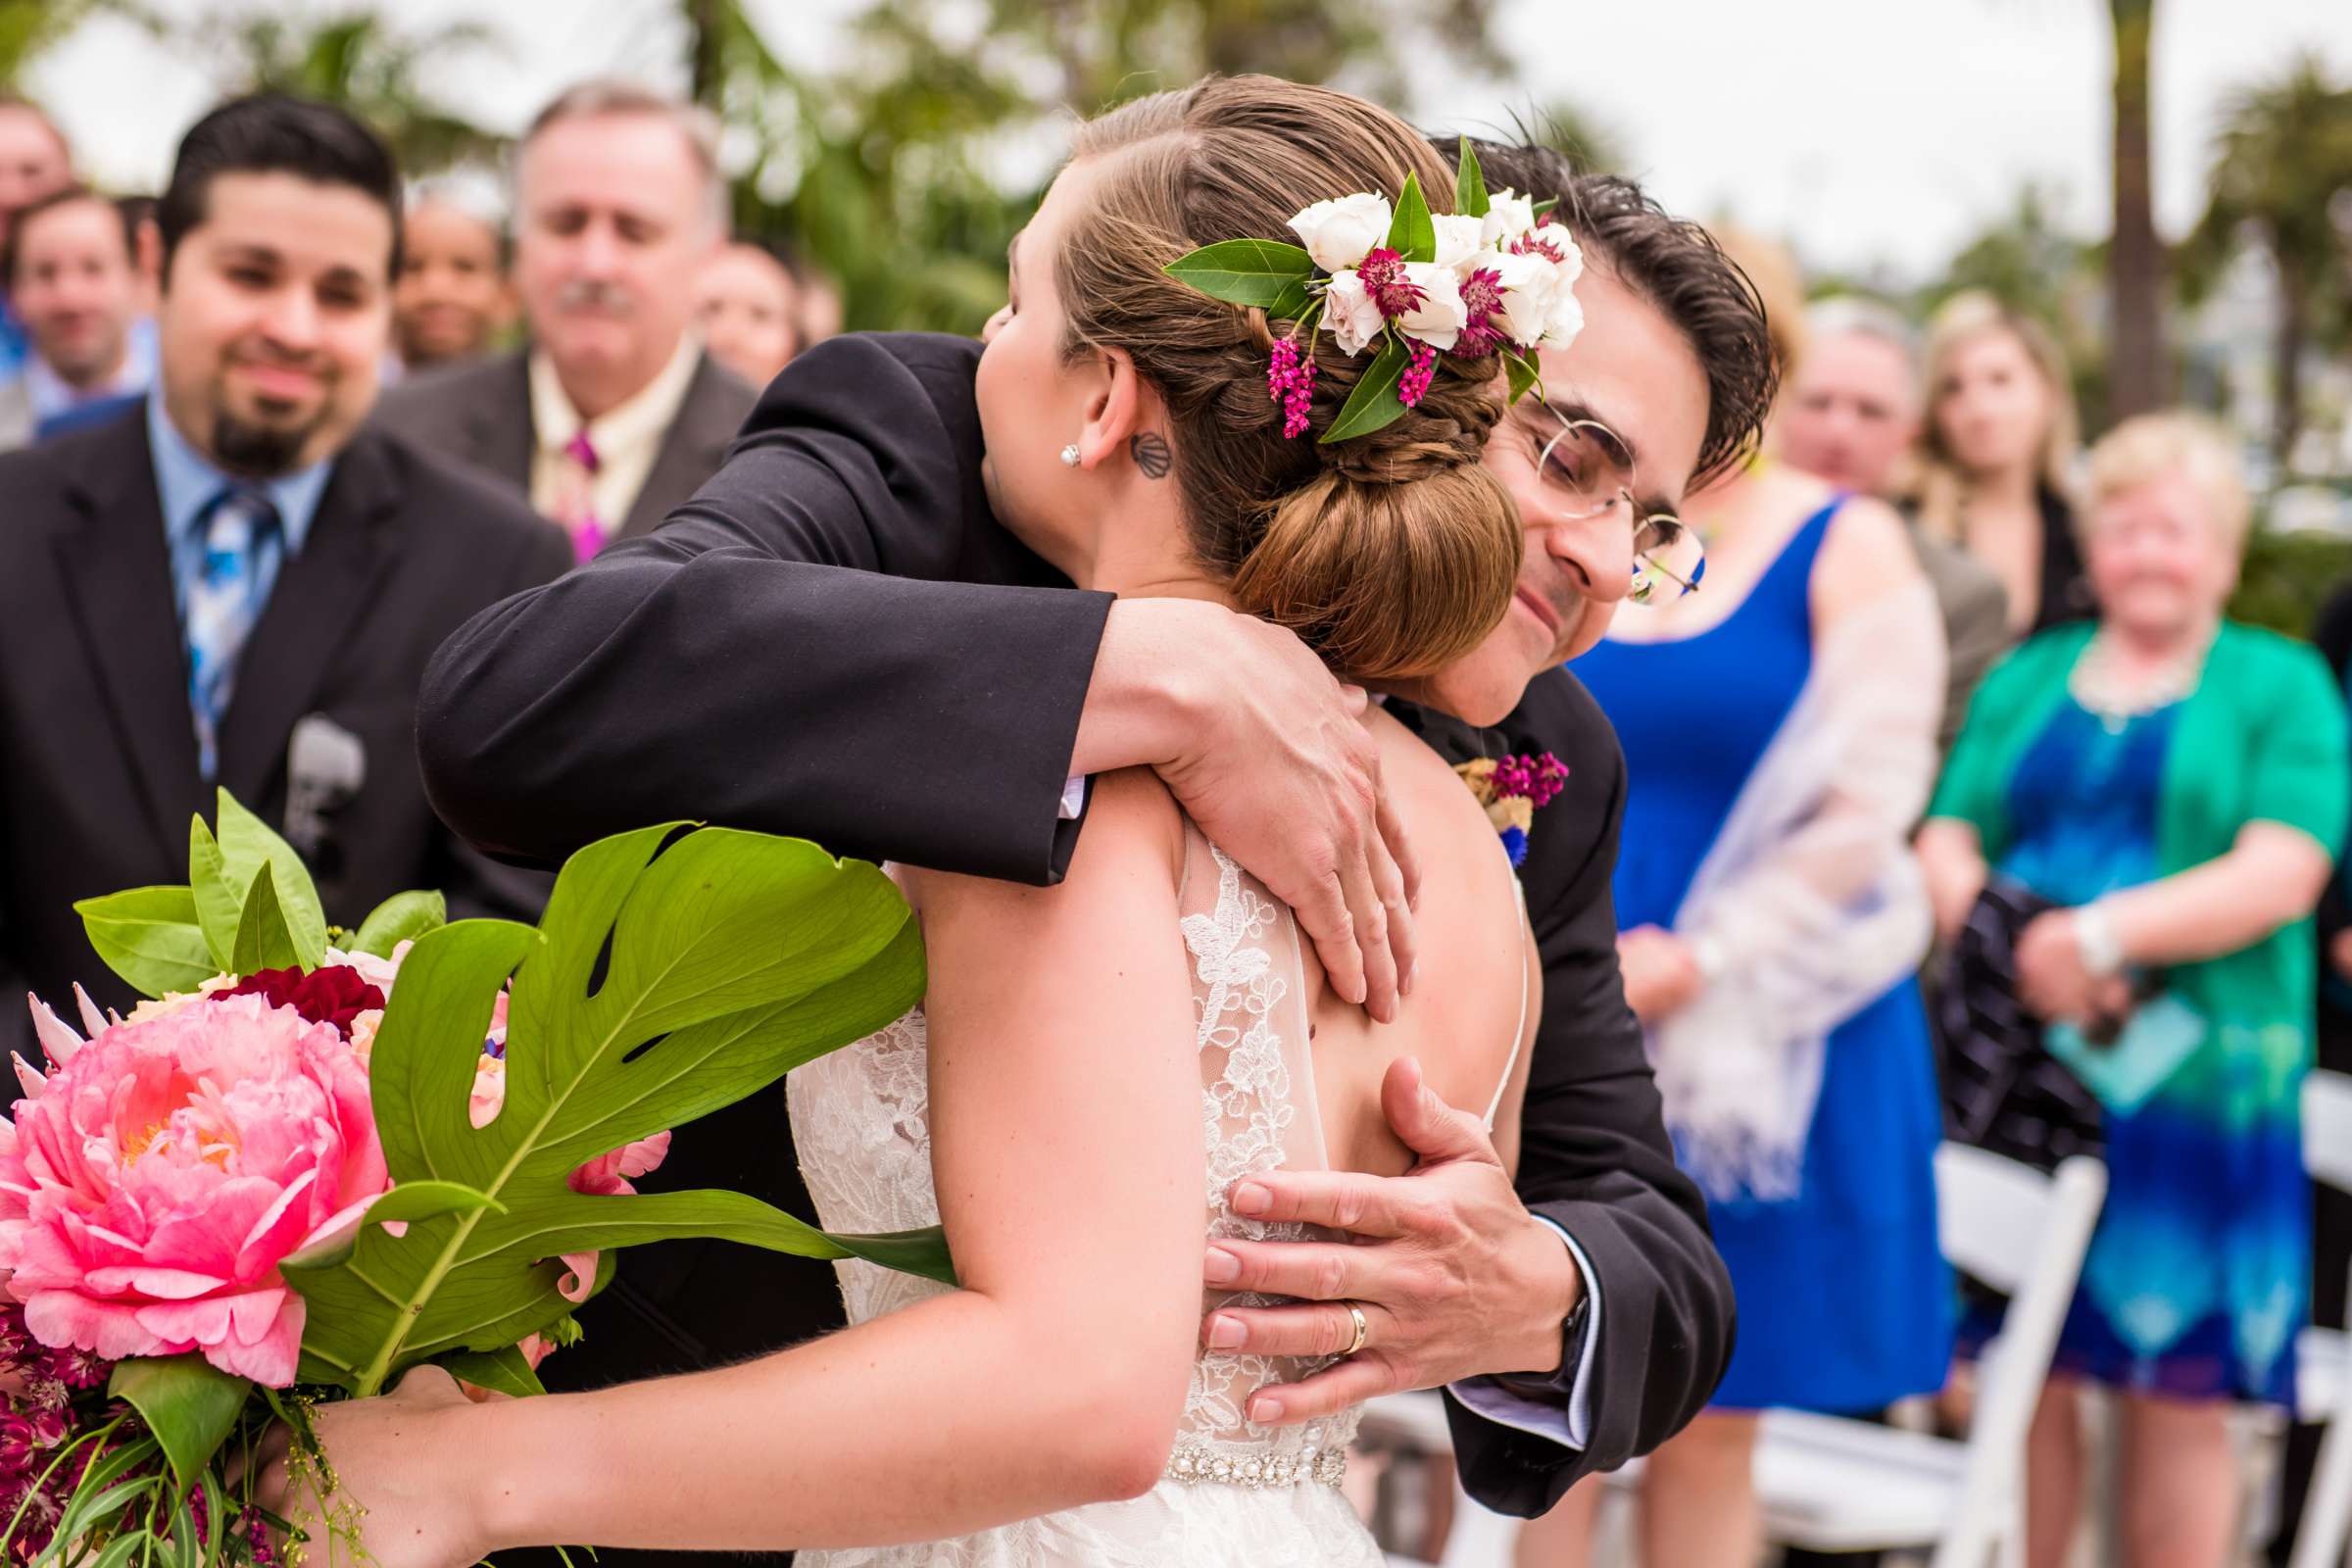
<box><xmin>1343</xmin><ymin>1301</ymin><xmax>1369</xmax><ymax>1357</ymax></box>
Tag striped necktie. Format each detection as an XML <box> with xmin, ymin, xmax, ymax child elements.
<box><xmin>183</xmin><ymin>484</ymin><xmax>283</xmax><ymax>781</ymax></box>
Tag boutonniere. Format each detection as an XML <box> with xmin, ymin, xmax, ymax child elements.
<box><xmin>1454</xmin><ymin>753</ymin><xmax>1569</xmax><ymax>868</ymax></box>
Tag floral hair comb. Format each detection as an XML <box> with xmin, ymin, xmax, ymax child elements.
<box><xmin>1163</xmin><ymin>142</ymin><xmax>1583</xmax><ymax>444</ymax></box>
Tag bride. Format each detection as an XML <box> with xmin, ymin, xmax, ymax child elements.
<box><xmin>278</xmin><ymin>75</ymin><xmax>1545</xmax><ymax>1566</ymax></box>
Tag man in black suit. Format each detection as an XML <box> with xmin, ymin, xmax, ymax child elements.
<box><xmin>0</xmin><ymin>94</ymin><xmax>571</xmax><ymax>1058</ymax></box>
<box><xmin>373</xmin><ymin>81</ymin><xmax>756</xmax><ymax>562</ymax></box>
<box><xmin>418</xmin><ymin>149</ymin><xmax>1774</xmax><ymax>1526</ymax></box>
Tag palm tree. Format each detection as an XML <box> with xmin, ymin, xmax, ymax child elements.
<box><xmin>2105</xmin><ymin>0</ymin><xmax>2168</xmax><ymax>419</ymax></box>
<box><xmin>2183</xmin><ymin>54</ymin><xmax>2352</xmax><ymax>464</ymax></box>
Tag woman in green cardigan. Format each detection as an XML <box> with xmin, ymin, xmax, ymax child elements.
<box><xmin>1919</xmin><ymin>412</ymin><xmax>2349</xmax><ymax>1568</ymax></box>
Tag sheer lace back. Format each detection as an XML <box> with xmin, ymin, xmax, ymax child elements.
<box><xmin>781</xmin><ymin>826</ymin><xmax>1387</xmax><ymax>1564</ymax></box>
<box><xmin>786</xmin><ymin>826</ymin><xmax>1355</xmax><ymax>1449</ymax></box>
<box><xmin>1172</xmin><ymin>824</ymin><xmax>1359</xmax><ymax>1481</ymax></box>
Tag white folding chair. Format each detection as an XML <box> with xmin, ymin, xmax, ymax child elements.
<box><xmin>2288</xmin><ymin>1068</ymin><xmax>2352</xmax><ymax>1568</ymax></box>
<box><xmin>1361</xmin><ymin>1145</ymin><xmax>2106</xmax><ymax>1568</ymax></box>
<box><xmin>1747</xmin><ymin>1146</ymin><xmax>2107</xmax><ymax>1568</ymax></box>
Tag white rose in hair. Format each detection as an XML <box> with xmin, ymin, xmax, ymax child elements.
<box><xmin>1542</xmin><ymin>264</ymin><xmax>1586</xmax><ymax>351</ymax></box>
<box><xmin>1321</xmin><ymin>270</ymin><xmax>1387</xmax><ymax>357</ymax></box>
<box><xmin>1482</xmin><ymin>189</ymin><xmax>1539</xmax><ymax>249</ymax></box>
<box><xmin>1487</xmin><ymin>250</ymin><xmax>1558</xmax><ymax>350</ymax></box>
<box><xmin>1431</xmin><ymin>213</ymin><xmax>1487</xmax><ymax>273</ymax></box>
<box><xmin>1396</xmin><ymin>263</ymin><xmax>1468</xmax><ymax>351</ymax></box>
<box><xmin>1287</xmin><ymin>193</ymin><xmax>1394</xmax><ymax>274</ymax></box>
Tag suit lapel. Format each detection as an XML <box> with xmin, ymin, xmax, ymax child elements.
<box><xmin>215</xmin><ymin>432</ymin><xmax>402</xmax><ymax>806</ymax></box>
<box><xmin>619</xmin><ymin>354</ymin><xmax>738</xmax><ymax>539</ymax></box>
<box><xmin>50</xmin><ymin>416</ymin><xmax>207</xmax><ymax>862</ymax></box>
<box><xmin>466</xmin><ymin>352</ymin><xmax>535</xmax><ymax>495</ymax></box>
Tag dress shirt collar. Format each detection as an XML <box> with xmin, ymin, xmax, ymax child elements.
<box><xmin>527</xmin><ymin>334</ymin><xmax>701</xmax><ymax>461</ymax></box>
<box><xmin>146</xmin><ymin>389</ymin><xmax>334</xmax><ymax>553</ymax></box>
<box><xmin>24</xmin><ymin>316</ymin><xmax>156</xmax><ymax>421</ymax></box>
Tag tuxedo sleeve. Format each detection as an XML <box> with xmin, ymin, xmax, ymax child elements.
<box><xmin>430</xmin><ymin>518</ymin><xmax>574</xmax><ymax>923</ymax></box>
<box><xmin>1444</xmin><ymin>675</ymin><xmax>1735</xmax><ymax>1514</ymax></box>
<box><xmin>417</xmin><ymin>333</ymin><xmax>1112</xmax><ymax>885</ymax></box>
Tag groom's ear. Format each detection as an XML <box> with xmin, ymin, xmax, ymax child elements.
<box><xmin>1075</xmin><ymin>346</ymin><xmax>1152</xmax><ymax>471</ymax></box>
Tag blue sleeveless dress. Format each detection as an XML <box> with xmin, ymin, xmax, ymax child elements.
<box><xmin>1576</xmin><ymin>500</ymin><xmax>1953</xmax><ymax>1412</ymax></box>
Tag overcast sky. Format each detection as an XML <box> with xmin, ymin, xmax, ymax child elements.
<box><xmin>28</xmin><ymin>0</ymin><xmax>2352</xmax><ymax>282</ymax></box>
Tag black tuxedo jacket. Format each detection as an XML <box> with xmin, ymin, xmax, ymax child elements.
<box><xmin>0</xmin><ymin>408</ymin><xmax>575</xmax><ymax>1058</ymax></box>
<box><xmin>371</xmin><ymin>348</ymin><xmax>760</xmax><ymax>540</ymax></box>
<box><xmin>420</xmin><ymin>333</ymin><xmax>1733</xmax><ymax>1538</ymax></box>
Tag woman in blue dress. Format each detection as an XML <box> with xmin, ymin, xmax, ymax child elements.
<box><xmin>1520</xmin><ymin>403</ymin><xmax>1954</xmax><ymax>1567</ymax></box>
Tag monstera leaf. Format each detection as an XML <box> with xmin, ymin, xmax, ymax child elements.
<box><xmin>285</xmin><ymin>823</ymin><xmax>936</xmax><ymax>1396</ymax></box>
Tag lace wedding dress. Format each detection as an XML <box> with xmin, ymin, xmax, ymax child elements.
<box><xmin>787</xmin><ymin>822</ymin><xmax>1521</xmax><ymax>1566</ymax></box>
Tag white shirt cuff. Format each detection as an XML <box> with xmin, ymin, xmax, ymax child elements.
<box><xmin>1445</xmin><ymin>1217</ymin><xmax>1598</xmax><ymax>1450</ymax></box>
<box><xmin>1058</xmin><ymin>774</ymin><xmax>1089</xmax><ymax>821</ymax></box>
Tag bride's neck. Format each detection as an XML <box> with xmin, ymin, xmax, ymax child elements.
<box><xmin>1059</xmin><ymin>492</ymin><xmax>1232</xmax><ymax>610</ymax></box>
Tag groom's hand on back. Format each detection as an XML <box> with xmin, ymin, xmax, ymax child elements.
<box><xmin>1075</xmin><ymin>598</ymin><xmax>1420</xmax><ymax>1022</ymax></box>
<box><xmin>1194</xmin><ymin>1058</ymin><xmax>1585</xmax><ymax>1424</ymax></box>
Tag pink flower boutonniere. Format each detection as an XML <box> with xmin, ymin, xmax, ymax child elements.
<box><xmin>1454</xmin><ymin>752</ymin><xmax>1569</xmax><ymax>868</ymax></box>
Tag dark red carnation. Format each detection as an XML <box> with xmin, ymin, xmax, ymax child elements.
<box><xmin>220</xmin><ymin>963</ymin><xmax>385</xmax><ymax>1039</ymax></box>
<box><xmin>1354</xmin><ymin>247</ymin><xmax>1427</xmax><ymax>319</ymax></box>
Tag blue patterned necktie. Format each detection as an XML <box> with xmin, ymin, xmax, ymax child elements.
<box><xmin>183</xmin><ymin>485</ymin><xmax>283</xmax><ymax>781</ymax></box>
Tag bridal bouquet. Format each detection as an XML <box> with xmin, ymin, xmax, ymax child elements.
<box><xmin>0</xmin><ymin>794</ymin><xmax>942</xmax><ymax>1565</ymax></box>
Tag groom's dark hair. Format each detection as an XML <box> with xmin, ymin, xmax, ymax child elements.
<box><xmin>1434</xmin><ymin>138</ymin><xmax>1778</xmax><ymax>490</ymax></box>
<box><xmin>158</xmin><ymin>94</ymin><xmax>403</xmax><ymax>284</ymax></box>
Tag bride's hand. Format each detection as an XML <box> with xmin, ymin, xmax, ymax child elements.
<box><xmin>256</xmin><ymin>1366</ymin><xmax>485</xmax><ymax>1568</ymax></box>
<box><xmin>1081</xmin><ymin>599</ymin><xmax>1419</xmax><ymax>1023</ymax></box>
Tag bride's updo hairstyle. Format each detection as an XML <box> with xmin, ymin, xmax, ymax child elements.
<box><xmin>1057</xmin><ymin>76</ymin><xmax>1521</xmax><ymax>681</ymax></box>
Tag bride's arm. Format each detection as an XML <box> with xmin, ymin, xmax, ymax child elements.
<box><xmin>297</xmin><ymin>770</ymin><xmax>1206</xmax><ymax>1561</ymax></box>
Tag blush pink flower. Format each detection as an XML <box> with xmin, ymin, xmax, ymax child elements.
<box><xmin>0</xmin><ymin>993</ymin><xmax>390</xmax><ymax>1386</ymax></box>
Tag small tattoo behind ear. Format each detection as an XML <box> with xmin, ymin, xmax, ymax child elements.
<box><xmin>1131</xmin><ymin>431</ymin><xmax>1172</xmax><ymax>479</ymax></box>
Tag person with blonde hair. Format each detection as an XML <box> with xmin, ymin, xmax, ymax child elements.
<box><xmin>1921</xmin><ymin>412</ymin><xmax>2348</xmax><ymax>1568</ymax></box>
<box><xmin>1914</xmin><ymin>289</ymin><xmax>2086</xmax><ymax>635</ymax></box>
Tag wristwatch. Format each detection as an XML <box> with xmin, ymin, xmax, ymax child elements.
<box><xmin>1487</xmin><ymin>1292</ymin><xmax>1592</xmax><ymax>1401</ymax></box>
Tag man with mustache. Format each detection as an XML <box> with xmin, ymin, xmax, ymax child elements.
<box><xmin>374</xmin><ymin>81</ymin><xmax>758</xmax><ymax>564</ymax></box>
<box><xmin>0</xmin><ymin>94</ymin><xmax>570</xmax><ymax>1062</ymax></box>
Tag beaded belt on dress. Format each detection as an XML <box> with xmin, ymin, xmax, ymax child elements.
<box><xmin>1164</xmin><ymin>1439</ymin><xmax>1347</xmax><ymax>1489</ymax></box>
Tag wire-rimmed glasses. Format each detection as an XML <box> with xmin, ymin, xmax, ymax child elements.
<box><xmin>1529</xmin><ymin>411</ymin><xmax>1706</xmax><ymax>606</ymax></box>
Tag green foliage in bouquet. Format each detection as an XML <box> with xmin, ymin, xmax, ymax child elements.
<box><xmin>287</xmin><ymin>821</ymin><xmax>940</xmax><ymax>1397</ymax></box>
<box><xmin>60</xmin><ymin>793</ymin><xmax>943</xmax><ymax>1471</ymax></box>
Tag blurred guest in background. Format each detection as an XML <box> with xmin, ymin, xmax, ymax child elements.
<box><xmin>0</xmin><ymin>93</ymin><xmax>568</xmax><ymax>1061</ymax></box>
<box><xmin>695</xmin><ymin>239</ymin><xmax>800</xmax><ymax>389</ymax></box>
<box><xmin>1780</xmin><ymin>294</ymin><xmax>2008</xmax><ymax>757</ymax></box>
<box><xmin>2266</xmin><ymin>576</ymin><xmax>2352</xmax><ymax>1567</ymax></box>
<box><xmin>391</xmin><ymin>180</ymin><xmax>514</xmax><ymax>375</ymax></box>
<box><xmin>116</xmin><ymin>193</ymin><xmax>165</xmax><ymax>317</ymax></box>
<box><xmin>1913</xmin><ymin>290</ymin><xmax>2086</xmax><ymax>637</ymax></box>
<box><xmin>791</xmin><ymin>253</ymin><xmax>844</xmax><ymax>345</ymax></box>
<box><xmin>1921</xmin><ymin>413</ymin><xmax>2346</xmax><ymax>1568</ymax></box>
<box><xmin>0</xmin><ymin>95</ymin><xmax>74</xmax><ymax>382</ymax></box>
<box><xmin>374</xmin><ymin>81</ymin><xmax>756</xmax><ymax>564</ymax></box>
<box><xmin>0</xmin><ymin>185</ymin><xmax>153</xmax><ymax>447</ymax></box>
<box><xmin>1518</xmin><ymin>234</ymin><xmax>1950</xmax><ymax>1568</ymax></box>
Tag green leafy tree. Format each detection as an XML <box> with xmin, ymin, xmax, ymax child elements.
<box><xmin>169</xmin><ymin>5</ymin><xmax>509</xmax><ymax>176</ymax></box>
<box><xmin>2180</xmin><ymin>54</ymin><xmax>2352</xmax><ymax>465</ymax></box>
<box><xmin>684</xmin><ymin>0</ymin><xmax>1515</xmax><ymax>336</ymax></box>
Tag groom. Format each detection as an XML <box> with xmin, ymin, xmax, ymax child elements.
<box><xmin>416</xmin><ymin>142</ymin><xmax>1771</xmax><ymax>1525</ymax></box>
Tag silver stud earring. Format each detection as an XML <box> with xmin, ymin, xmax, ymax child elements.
<box><xmin>1059</xmin><ymin>444</ymin><xmax>1082</xmax><ymax>467</ymax></box>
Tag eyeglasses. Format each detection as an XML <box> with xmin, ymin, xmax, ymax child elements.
<box><xmin>1529</xmin><ymin>411</ymin><xmax>1706</xmax><ymax>605</ymax></box>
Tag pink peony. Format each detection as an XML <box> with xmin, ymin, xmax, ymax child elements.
<box><xmin>0</xmin><ymin>992</ymin><xmax>390</xmax><ymax>1386</ymax></box>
